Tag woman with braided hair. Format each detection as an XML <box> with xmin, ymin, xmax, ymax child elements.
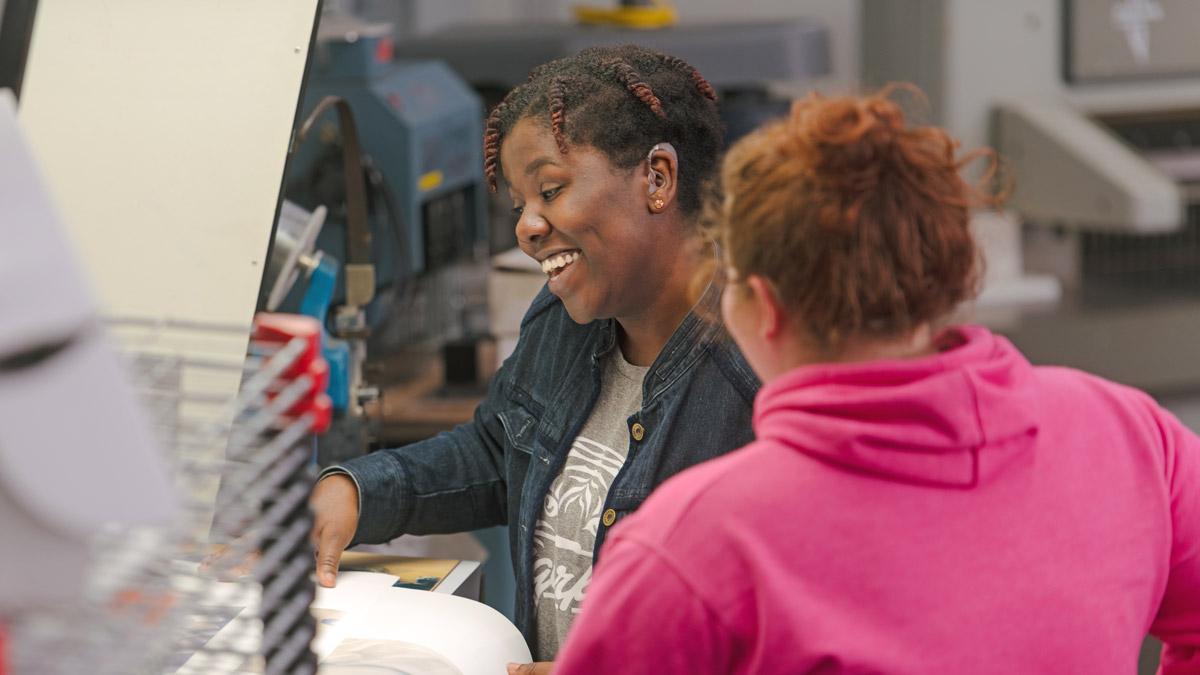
<box><xmin>309</xmin><ymin>44</ymin><xmax>759</xmax><ymax>671</ymax></box>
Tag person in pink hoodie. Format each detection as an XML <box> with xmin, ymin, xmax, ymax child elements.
<box><xmin>550</xmin><ymin>90</ymin><xmax>1200</xmax><ymax>675</ymax></box>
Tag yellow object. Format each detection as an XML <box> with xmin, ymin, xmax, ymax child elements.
<box><xmin>574</xmin><ymin>3</ymin><xmax>678</xmax><ymax>29</ymax></box>
<box><xmin>418</xmin><ymin>169</ymin><xmax>444</xmax><ymax>192</ymax></box>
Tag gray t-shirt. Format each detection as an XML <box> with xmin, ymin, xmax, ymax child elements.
<box><xmin>531</xmin><ymin>348</ymin><xmax>648</xmax><ymax>661</ymax></box>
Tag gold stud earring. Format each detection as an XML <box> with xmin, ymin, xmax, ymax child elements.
<box><xmin>653</xmin><ymin>197</ymin><xmax>665</xmax><ymax>210</ymax></box>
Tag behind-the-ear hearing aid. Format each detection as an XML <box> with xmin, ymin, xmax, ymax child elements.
<box><xmin>646</xmin><ymin>142</ymin><xmax>679</xmax><ymax>196</ymax></box>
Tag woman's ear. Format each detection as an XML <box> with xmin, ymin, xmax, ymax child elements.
<box><xmin>745</xmin><ymin>274</ymin><xmax>784</xmax><ymax>340</ymax></box>
<box><xmin>646</xmin><ymin>144</ymin><xmax>679</xmax><ymax>213</ymax></box>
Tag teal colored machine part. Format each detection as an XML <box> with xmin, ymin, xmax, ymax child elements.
<box><xmin>288</xmin><ymin>35</ymin><xmax>487</xmax><ymax>290</ymax></box>
<box><xmin>300</xmin><ymin>256</ymin><xmax>351</xmax><ymax>414</ymax></box>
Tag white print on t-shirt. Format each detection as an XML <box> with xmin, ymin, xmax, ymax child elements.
<box><xmin>532</xmin><ymin>436</ymin><xmax>624</xmax><ymax>613</ymax></box>
<box><xmin>532</xmin><ymin>558</ymin><xmax>592</xmax><ymax>613</ymax></box>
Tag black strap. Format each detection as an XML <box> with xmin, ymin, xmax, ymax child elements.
<box><xmin>291</xmin><ymin>96</ymin><xmax>371</xmax><ymax>268</ymax></box>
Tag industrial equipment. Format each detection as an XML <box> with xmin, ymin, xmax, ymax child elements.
<box><xmin>264</xmin><ymin>199</ymin><xmax>372</xmax><ymax>466</ymax></box>
<box><xmin>11</xmin><ymin>315</ymin><xmax>331</xmax><ymax>675</ymax></box>
<box><xmin>862</xmin><ymin>0</ymin><xmax>1200</xmax><ymax>393</ymax></box>
<box><xmin>0</xmin><ymin>87</ymin><xmax>176</xmax><ymax>616</ymax></box>
<box><xmin>283</xmin><ymin>10</ymin><xmax>488</xmax><ymax>330</ymax></box>
<box><xmin>1</xmin><ymin>87</ymin><xmax>326</xmax><ymax>675</ymax></box>
<box><xmin>573</xmin><ymin>0</ymin><xmax>678</xmax><ymax>29</ymax></box>
<box><xmin>388</xmin><ymin>16</ymin><xmax>829</xmax><ymax>102</ymax></box>
<box><xmin>274</xmin><ymin>9</ymin><xmax>494</xmax><ymax>461</ymax></box>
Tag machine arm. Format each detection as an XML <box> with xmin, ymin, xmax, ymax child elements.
<box><xmin>291</xmin><ymin>95</ymin><xmax>376</xmax><ymax>309</ymax></box>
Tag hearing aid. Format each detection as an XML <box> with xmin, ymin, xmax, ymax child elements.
<box><xmin>646</xmin><ymin>142</ymin><xmax>679</xmax><ymax>196</ymax></box>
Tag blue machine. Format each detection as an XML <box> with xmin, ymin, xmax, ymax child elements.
<box><xmin>273</xmin><ymin>15</ymin><xmax>490</xmax><ymax>464</ymax></box>
<box><xmin>285</xmin><ymin>22</ymin><xmax>488</xmax><ymax>307</ymax></box>
<box><xmin>299</xmin><ymin>256</ymin><xmax>352</xmax><ymax>414</ymax></box>
<box><xmin>263</xmin><ymin>201</ymin><xmax>359</xmax><ymax>462</ymax></box>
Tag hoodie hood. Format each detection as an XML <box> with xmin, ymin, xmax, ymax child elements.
<box><xmin>752</xmin><ymin>325</ymin><xmax>1040</xmax><ymax>488</ymax></box>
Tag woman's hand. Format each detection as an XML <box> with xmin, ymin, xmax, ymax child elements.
<box><xmin>197</xmin><ymin>544</ymin><xmax>261</xmax><ymax>579</ymax></box>
<box><xmin>309</xmin><ymin>474</ymin><xmax>359</xmax><ymax>587</ymax></box>
<box><xmin>506</xmin><ymin>662</ymin><xmax>553</xmax><ymax>675</ymax></box>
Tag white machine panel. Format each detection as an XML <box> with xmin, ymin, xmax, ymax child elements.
<box><xmin>18</xmin><ymin>0</ymin><xmax>320</xmax><ymax>330</ymax></box>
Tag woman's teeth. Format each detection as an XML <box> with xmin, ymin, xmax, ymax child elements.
<box><xmin>542</xmin><ymin>251</ymin><xmax>579</xmax><ymax>276</ymax></box>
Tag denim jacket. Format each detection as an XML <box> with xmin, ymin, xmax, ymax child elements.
<box><xmin>328</xmin><ymin>278</ymin><xmax>760</xmax><ymax>647</ymax></box>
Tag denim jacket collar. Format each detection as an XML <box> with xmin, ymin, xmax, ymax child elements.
<box><xmin>588</xmin><ymin>256</ymin><xmax>740</xmax><ymax>404</ymax></box>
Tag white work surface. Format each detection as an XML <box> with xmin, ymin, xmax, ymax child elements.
<box><xmin>175</xmin><ymin>562</ymin><xmax>520</xmax><ymax>674</ymax></box>
<box><xmin>311</xmin><ymin>571</ymin><xmax>531</xmax><ymax>674</ymax></box>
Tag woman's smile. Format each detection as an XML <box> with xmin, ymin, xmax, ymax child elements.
<box><xmin>541</xmin><ymin>250</ymin><xmax>581</xmax><ymax>278</ymax></box>
<box><xmin>545</xmin><ymin>250</ymin><xmax>583</xmax><ymax>295</ymax></box>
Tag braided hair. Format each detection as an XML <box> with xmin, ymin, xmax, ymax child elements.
<box><xmin>484</xmin><ymin>44</ymin><xmax>722</xmax><ymax>216</ymax></box>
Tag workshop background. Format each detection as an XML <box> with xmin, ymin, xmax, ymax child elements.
<box><xmin>2</xmin><ymin>1</ymin><xmax>1196</xmax><ymax>673</ymax></box>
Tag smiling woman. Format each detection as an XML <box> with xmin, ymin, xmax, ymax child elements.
<box><xmin>486</xmin><ymin>45</ymin><xmax>725</xmax><ymax>362</ymax></box>
<box><xmin>309</xmin><ymin>44</ymin><xmax>760</xmax><ymax>668</ymax></box>
<box><xmin>498</xmin><ymin>119</ymin><xmax>688</xmax><ymax>352</ymax></box>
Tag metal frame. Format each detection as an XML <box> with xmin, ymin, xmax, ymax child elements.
<box><xmin>10</xmin><ymin>315</ymin><xmax>326</xmax><ymax>674</ymax></box>
<box><xmin>0</xmin><ymin>0</ymin><xmax>38</xmax><ymax>99</ymax></box>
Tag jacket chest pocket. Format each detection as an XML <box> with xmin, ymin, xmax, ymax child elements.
<box><xmin>499</xmin><ymin>405</ymin><xmax>566</xmax><ymax>477</ymax></box>
<box><xmin>498</xmin><ymin>407</ymin><xmax>541</xmax><ymax>457</ymax></box>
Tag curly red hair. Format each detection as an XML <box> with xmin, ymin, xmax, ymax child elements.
<box><xmin>718</xmin><ymin>88</ymin><xmax>1008</xmax><ymax>347</ymax></box>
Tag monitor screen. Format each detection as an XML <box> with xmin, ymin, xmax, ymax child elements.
<box><xmin>1065</xmin><ymin>0</ymin><xmax>1200</xmax><ymax>82</ymax></box>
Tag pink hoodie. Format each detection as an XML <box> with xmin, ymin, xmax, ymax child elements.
<box><xmin>555</xmin><ymin>325</ymin><xmax>1200</xmax><ymax>674</ymax></box>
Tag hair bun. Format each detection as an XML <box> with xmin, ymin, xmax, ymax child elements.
<box><xmin>787</xmin><ymin>97</ymin><xmax>907</xmax><ymax>214</ymax></box>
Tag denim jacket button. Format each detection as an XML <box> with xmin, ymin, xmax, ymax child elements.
<box><xmin>631</xmin><ymin>423</ymin><xmax>645</xmax><ymax>441</ymax></box>
<box><xmin>602</xmin><ymin>509</ymin><xmax>617</xmax><ymax>527</ymax></box>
